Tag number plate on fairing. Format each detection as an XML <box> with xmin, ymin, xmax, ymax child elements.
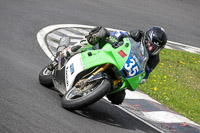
<box><xmin>120</xmin><ymin>52</ymin><xmax>143</xmax><ymax>79</ymax></box>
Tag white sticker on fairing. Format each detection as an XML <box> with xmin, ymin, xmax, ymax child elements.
<box><xmin>65</xmin><ymin>54</ymin><xmax>85</xmax><ymax>91</ymax></box>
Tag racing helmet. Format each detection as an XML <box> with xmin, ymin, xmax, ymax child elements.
<box><xmin>143</xmin><ymin>26</ymin><xmax>167</xmax><ymax>56</ymax></box>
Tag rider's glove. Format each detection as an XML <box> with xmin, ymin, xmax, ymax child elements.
<box><xmin>140</xmin><ymin>65</ymin><xmax>152</xmax><ymax>84</ymax></box>
<box><xmin>107</xmin><ymin>31</ymin><xmax>128</xmax><ymax>48</ymax></box>
<box><xmin>86</xmin><ymin>26</ymin><xmax>110</xmax><ymax>45</ymax></box>
<box><xmin>140</xmin><ymin>79</ymin><xmax>146</xmax><ymax>84</ymax></box>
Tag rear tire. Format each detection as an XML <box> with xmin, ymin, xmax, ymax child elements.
<box><xmin>61</xmin><ymin>79</ymin><xmax>111</xmax><ymax>110</ymax></box>
<box><xmin>39</xmin><ymin>66</ymin><xmax>54</xmax><ymax>88</ymax></box>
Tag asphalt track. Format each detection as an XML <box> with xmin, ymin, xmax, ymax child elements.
<box><xmin>0</xmin><ymin>0</ymin><xmax>200</xmax><ymax>133</ymax></box>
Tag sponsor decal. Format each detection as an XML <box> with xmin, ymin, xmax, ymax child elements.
<box><xmin>65</xmin><ymin>67</ymin><xmax>69</xmax><ymax>87</ymax></box>
<box><xmin>65</xmin><ymin>46</ymin><xmax>72</xmax><ymax>51</ymax></box>
<box><xmin>70</xmin><ymin>63</ymin><xmax>74</xmax><ymax>75</ymax></box>
<box><xmin>118</xmin><ymin>50</ymin><xmax>127</xmax><ymax>58</ymax></box>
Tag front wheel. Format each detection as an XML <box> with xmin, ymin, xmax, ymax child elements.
<box><xmin>61</xmin><ymin>79</ymin><xmax>111</xmax><ymax>110</ymax></box>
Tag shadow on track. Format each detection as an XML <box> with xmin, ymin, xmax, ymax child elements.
<box><xmin>72</xmin><ymin>99</ymin><xmax>158</xmax><ymax>133</ymax></box>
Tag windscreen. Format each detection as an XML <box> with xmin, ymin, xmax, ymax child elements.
<box><xmin>129</xmin><ymin>38</ymin><xmax>149</xmax><ymax>71</ymax></box>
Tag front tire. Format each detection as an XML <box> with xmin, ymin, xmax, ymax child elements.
<box><xmin>61</xmin><ymin>79</ymin><xmax>111</xmax><ymax>110</ymax></box>
<box><xmin>39</xmin><ymin>66</ymin><xmax>54</xmax><ymax>88</ymax></box>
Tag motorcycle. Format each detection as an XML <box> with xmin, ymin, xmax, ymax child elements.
<box><xmin>39</xmin><ymin>36</ymin><xmax>149</xmax><ymax>110</ymax></box>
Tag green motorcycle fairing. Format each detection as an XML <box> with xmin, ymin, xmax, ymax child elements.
<box><xmin>81</xmin><ymin>37</ymin><xmax>149</xmax><ymax>92</ymax></box>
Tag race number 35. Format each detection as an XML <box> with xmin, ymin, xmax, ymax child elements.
<box><xmin>125</xmin><ymin>59</ymin><xmax>139</xmax><ymax>77</ymax></box>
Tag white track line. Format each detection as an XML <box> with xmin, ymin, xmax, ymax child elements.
<box><xmin>71</xmin><ymin>28</ymin><xmax>89</xmax><ymax>35</ymax></box>
<box><xmin>47</xmin><ymin>33</ymin><xmax>62</xmax><ymax>41</ymax></box>
<box><xmin>48</xmin><ymin>39</ymin><xmax>59</xmax><ymax>48</ymax></box>
<box><xmin>125</xmin><ymin>90</ymin><xmax>161</xmax><ymax>104</ymax></box>
<box><xmin>164</xmin><ymin>45</ymin><xmax>173</xmax><ymax>49</ymax></box>
<box><xmin>167</xmin><ymin>40</ymin><xmax>200</xmax><ymax>49</ymax></box>
<box><xmin>57</xmin><ymin>29</ymin><xmax>85</xmax><ymax>38</ymax></box>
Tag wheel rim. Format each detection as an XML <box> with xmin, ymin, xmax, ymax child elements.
<box><xmin>65</xmin><ymin>80</ymin><xmax>103</xmax><ymax>101</ymax></box>
<box><xmin>42</xmin><ymin>67</ymin><xmax>52</xmax><ymax>75</ymax></box>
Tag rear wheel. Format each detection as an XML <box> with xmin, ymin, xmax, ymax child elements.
<box><xmin>61</xmin><ymin>79</ymin><xmax>111</xmax><ymax>110</ymax></box>
<box><xmin>39</xmin><ymin>66</ymin><xmax>54</xmax><ymax>88</ymax></box>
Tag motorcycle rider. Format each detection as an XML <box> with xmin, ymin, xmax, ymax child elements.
<box><xmin>48</xmin><ymin>26</ymin><xmax>167</xmax><ymax>105</ymax></box>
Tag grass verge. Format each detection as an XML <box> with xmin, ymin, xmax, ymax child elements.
<box><xmin>138</xmin><ymin>48</ymin><xmax>200</xmax><ymax>125</ymax></box>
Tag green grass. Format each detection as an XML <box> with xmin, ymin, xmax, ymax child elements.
<box><xmin>138</xmin><ymin>48</ymin><xmax>200</xmax><ymax>125</ymax></box>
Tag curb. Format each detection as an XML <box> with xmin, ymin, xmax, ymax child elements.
<box><xmin>121</xmin><ymin>90</ymin><xmax>200</xmax><ymax>133</ymax></box>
